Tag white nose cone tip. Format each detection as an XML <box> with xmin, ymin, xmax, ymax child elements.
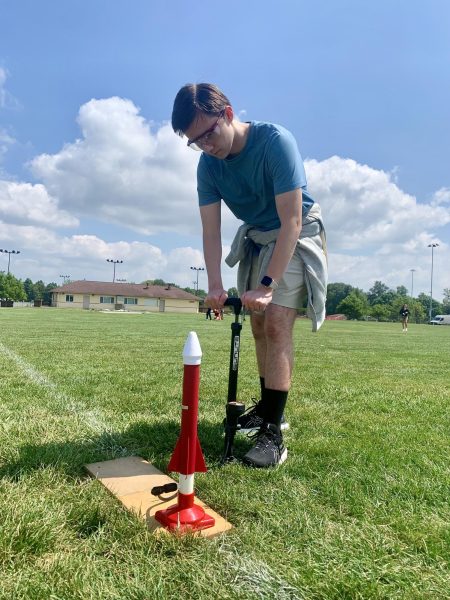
<box><xmin>183</xmin><ymin>331</ymin><xmax>202</xmax><ymax>365</ymax></box>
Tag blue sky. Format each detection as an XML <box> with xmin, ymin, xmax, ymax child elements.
<box><xmin>1</xmin><ymin>0</ymin><xmax>449</xmax><ymax>299</ymax></box>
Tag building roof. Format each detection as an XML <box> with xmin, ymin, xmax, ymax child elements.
<box><xmin>53</xmin><ymin>280</ymin><xmax>199</xmax><ymax>301</ymax></box>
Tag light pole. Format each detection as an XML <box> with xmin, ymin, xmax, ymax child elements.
<box><xmin>107</xmin><ymin>259</ymin><xmax>123</xmax><ymax>283</ymax></box>
<box><xmin>59</xmin><ymin>274</ymin><xmax>71</xmax><ymax>284</ymax></box>
<box><xmin>190</xmin><ymin>266</ymin><xmax>205</xmax><ymax>294</ymax></box>
<box><xmin>0</xmin><ymin>249</ymin><xmax>20</xmax><ymax>274</ymax></box>
<box><xmin>427</xmin><ymin>243</ymin><xmax>439</xmax><ymax>321</ymax></box>
<box><xmin>409</xmin><ymin>269</ymin><xmax>416</xmax><ymax>299</ymax></box>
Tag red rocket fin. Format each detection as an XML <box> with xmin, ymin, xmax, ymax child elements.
<box><xmin>194</xmin><ymin>436</ymin><xmax>207</xmax><ymax>472</ymax></box>
<box><xmin>167</xmin><ymin>436</ymin><xmax>207</xmax><ymax>474</ymax></box>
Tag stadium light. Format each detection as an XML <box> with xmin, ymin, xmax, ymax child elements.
<box><xmin>409</xmin><ymin>268</ymin><xmax>416</xmax><ymax>299</ymax></box>
<box><xmin>190</xmin><ymin>266</ymin><xmax>205</xmax><ymax>295</ymax></box>
<box><xmin>427</xmin><ymin>243</ymin><xmax>439</xmax><ymax>321</ymax></box>
<box><xmin>106</xmin><ymin>259</ymin><xmax>123</xmax><ymax>283</ymax></box>
<box><xmin>0</xmin><ymin>249</ymin><xmax>20</xmax><ymax>274</ymax></box>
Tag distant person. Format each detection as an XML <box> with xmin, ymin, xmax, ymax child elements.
<box><xmin>206</xmin><ymin>307</ymin><xmax>212</xmax><ymax>320</ymax></box>
<box><xmin>171</xmin><ymin>83</ymin><xmax>327</xmax><ymax>468</ymax></box>
<box><xmin>400</xmin><ymin>304</ymin><xmax>410</xmax><ymax>332</ymax></box>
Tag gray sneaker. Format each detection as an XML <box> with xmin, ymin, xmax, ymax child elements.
<box><xmin>237</xmin><ymin>401</ymin><xmax>289</xmax><ymax>434</ymax></box>
<box><xmin>243</xmin><ymin>423</ymin><xmax>288</xmax><ymax>468</ymax></box>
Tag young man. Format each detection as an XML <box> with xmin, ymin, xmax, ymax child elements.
<box><xmin>172</xmin><ymin>83</ymin><xmax>327</xmax><ymax>468</ymax></box>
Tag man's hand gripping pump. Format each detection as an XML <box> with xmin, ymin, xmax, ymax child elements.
<box><xmin>222</xmin><ymin>298</ymin><xmax>246</xmax><ymax>463</ymax></box>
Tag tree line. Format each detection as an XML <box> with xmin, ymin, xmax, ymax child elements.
<box><xmin>1</xmin><ymin>274</ymin><xmax>449</xmax><ymax>322</ymax></box>
<box><xmin>0</xmin><ymin>274</ymin><xmax>58</xmax><ymax>304</ymax></box>
<box><xmin>327</xmin><ymin>281</ymin><xmax>450</xmax><ymax>322</ymax></box>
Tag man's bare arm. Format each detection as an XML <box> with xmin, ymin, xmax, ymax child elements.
<box><xmin>200</xmin><ymin>202</ymin><xmax>228</xmax><ymax>307</ymax></box>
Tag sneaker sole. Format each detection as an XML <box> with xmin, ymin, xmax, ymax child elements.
<box><xmin>243</xmin><ymin>447</ymin><xmax>288</xmax><ymax>468</ymax></box>
<box><xmin>238</xmin><ymin>422</ymin><xmax>290</xmax><ymax>434</ymax></box>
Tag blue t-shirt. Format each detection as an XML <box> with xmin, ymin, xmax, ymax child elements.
<box><xmin>197</xmin><ymin>121</ymin><xmax>314</xmax><ymax>231</ymax></box>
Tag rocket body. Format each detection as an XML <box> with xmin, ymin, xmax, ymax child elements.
<box><xmin>154</xmin><ymin>331</ymin><xmax>214</xmax><ymax>532</ymax></box>
<box><xmin>167</xmin><ymin>361</ymin><xmax>207</xmax><ymax>476</ymax></box>
<box><xmin>167</xmin><ymin>331</ymin><xmax>206</xmax><ymax>477</ymax></box>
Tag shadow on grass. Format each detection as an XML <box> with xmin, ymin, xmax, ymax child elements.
<box><xmin>0</xmin><ymin>419</ymin><xmax>252</xmax><ymax>481</ymax></box>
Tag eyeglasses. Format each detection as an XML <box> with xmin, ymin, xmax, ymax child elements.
<box><xmin>187</xmin><ymin>111</ymin><xmax>225</xmax><ymax>151</ymax></box>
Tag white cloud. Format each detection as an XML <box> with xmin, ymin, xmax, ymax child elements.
<box><xmin>0</xmin><ymin>181</ymin><xmax>78</xmax><ymax>227</ymax></box>
<box><xmin>0</xmin><ymin>67</ymin><xmax>20</xmax><ymax>110</ymax></box>
<box><xmin>30</xmin><ymin>96</ymin><xmax>241</xmax><ymax>240</ymax></box>
<box><xmin>0</xmin><ymin>67</ymin><xmax>8</xmax><ymax>107</ymax></box>
<box><xmin>306</xmin><ymin>156</ymin><xmax>450</xmax><ymax>251</ymax></box>
<box><xmin>305</xmin><ymin>157</ymin><xmax>449</xmax><ymax>297</ymax></box>
<box><xmin>0</xmin><ymin>68</ymin><xmax>17</xmax><ymax>164</ymax></box>
<box><xmin>0</xmin><ymin>220</ymin><xmax>217</xmax><ymax>288</ymax></box>
<box><xmin>0</xmin><ymin>129</ymin><xmax>15</xmax><ymax>160</ymax></box>
<box><xmin>1</xmin><ymin>98</ymin><xmax>448</xmax><ymax>299</ymax></box>
<box><xmin>327</xmin><ymin>239</ymin><xmax>448</xmax><ymax>298</ymax></box>
<box><xmin>30</xmin><ymin>97</ymin><xmax>200</xmax><ymax>235</ymax></box>
<box><xmin>430</xmin><ymin>187</ymin><xmax>450</xmax><ymax>207</ymax></box>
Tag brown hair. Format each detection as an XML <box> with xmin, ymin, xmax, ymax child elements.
<box><xmin>171</xmin><ymin>83</ymin><xmax>230</xmax><ymax>136</ymax></box>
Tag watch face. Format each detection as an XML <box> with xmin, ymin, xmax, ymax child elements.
<box><xmin>261</xmin><ymin>276</ymin><xmax>273</xmax><ymax>288</ymax></box>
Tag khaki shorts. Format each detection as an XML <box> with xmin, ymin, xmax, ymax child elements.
<box><xmin>248</xmin><ymin>249</ymin><xmax>307</xmax><ymax>310</ymax></box>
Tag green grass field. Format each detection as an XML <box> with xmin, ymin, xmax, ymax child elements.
<box><xmin>0</xmin><ymin>308</ymin><xmax>449</xmax><ymax>599</ymax></box>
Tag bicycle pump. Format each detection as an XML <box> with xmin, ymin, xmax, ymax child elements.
<box><xmin>222</xmin><ymin>298</ymin><xmax>246</xmax><ymax>463</ymax></box>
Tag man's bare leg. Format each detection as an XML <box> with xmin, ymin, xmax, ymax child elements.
<box><xmin>243</xmin><ymin>304</ymin><xmax>296</xmax><ymax>467</ymax></box>
<box><xmin>251</xmin><ymin>304</ymin><xmax>297</xmax><ymax>391</ymax></box>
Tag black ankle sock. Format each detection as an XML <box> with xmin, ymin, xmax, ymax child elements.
<box><xmin>259</xmin><ymin>376</ymin><xmax>266</xmax><ymax>396</ymax></box>
<box><xmin>255</xmin><ymin>377</ymin><xmax>266</xmax><ymax>416</ymax></box>
<box><xmin>262</xmin><ymin>388</ymin><xmax>288</xmax><ymax>429</ymax></box>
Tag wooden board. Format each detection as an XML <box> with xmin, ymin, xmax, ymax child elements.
<box><xmin>85</xmin><ymin>456</ymin><xmax>233</xmax><ymax>538</ymax></box>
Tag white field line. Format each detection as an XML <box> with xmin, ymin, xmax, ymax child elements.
<box><xmin>0</xmin><ymin>341</ymin><xmax>109</xmax><ymax>434</ymax></box>
<box><xmin>2</xmin><ymin>344</ymin><xmax>300</xmax><ymax>592</ymax></box>
<box><xmin>217</xmin><ymin>545</ymin><xmax>304</xmax><ymax>599</ymax></box>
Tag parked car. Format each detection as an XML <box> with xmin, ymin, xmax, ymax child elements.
<box><xmin>429</xmin><ymin>315</ymin><xmax>450</xmax><ymax>325</ymax></box>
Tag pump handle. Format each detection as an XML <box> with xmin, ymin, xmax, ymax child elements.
<box><xmin>224</xmin><ymin>297</ymin><xmax>242</xmax><ymax>316</ymax></box>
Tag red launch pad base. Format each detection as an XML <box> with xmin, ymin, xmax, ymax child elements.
<box><xmin>154</xmin><ymin>491</ymin><xmax>216</xmax><ymax>532</ymax></box>
<box><xmin>85</xmin><ymin>456</ymin><xmax>233</xmax><ymax>538</ymax></box>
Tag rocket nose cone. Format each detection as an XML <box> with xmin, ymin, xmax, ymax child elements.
<box><xmin>183</xmin><ymin>331</ymin><xmax>202</xmax><ymax>365</ymax></box>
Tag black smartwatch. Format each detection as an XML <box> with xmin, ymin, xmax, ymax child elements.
<box><xmin>260</xmin><ymin>275</ymin><xmax>279</xmax><ymax>290</ymax></box>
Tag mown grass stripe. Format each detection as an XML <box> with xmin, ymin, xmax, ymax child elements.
<box><xmin>0</xmin><ymin>309</ymin><xmax>448</xmax><ymax>599</ymax></box>
<box><xmin>0</xmin><ymin>340</ymin><xmax>109</xmax><ymax>434</ymax></box>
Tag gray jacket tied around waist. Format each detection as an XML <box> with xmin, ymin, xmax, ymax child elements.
<box><xmin>225</xmin><ymin>203</ymin><xmax>328</xmax><ymax>332</ymax></box>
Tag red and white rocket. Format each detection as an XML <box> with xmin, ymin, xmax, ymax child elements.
<box><xmin>154</xmin><ymin>331</ymin><xmax>215</xmax><ymax>532</ymax></box>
